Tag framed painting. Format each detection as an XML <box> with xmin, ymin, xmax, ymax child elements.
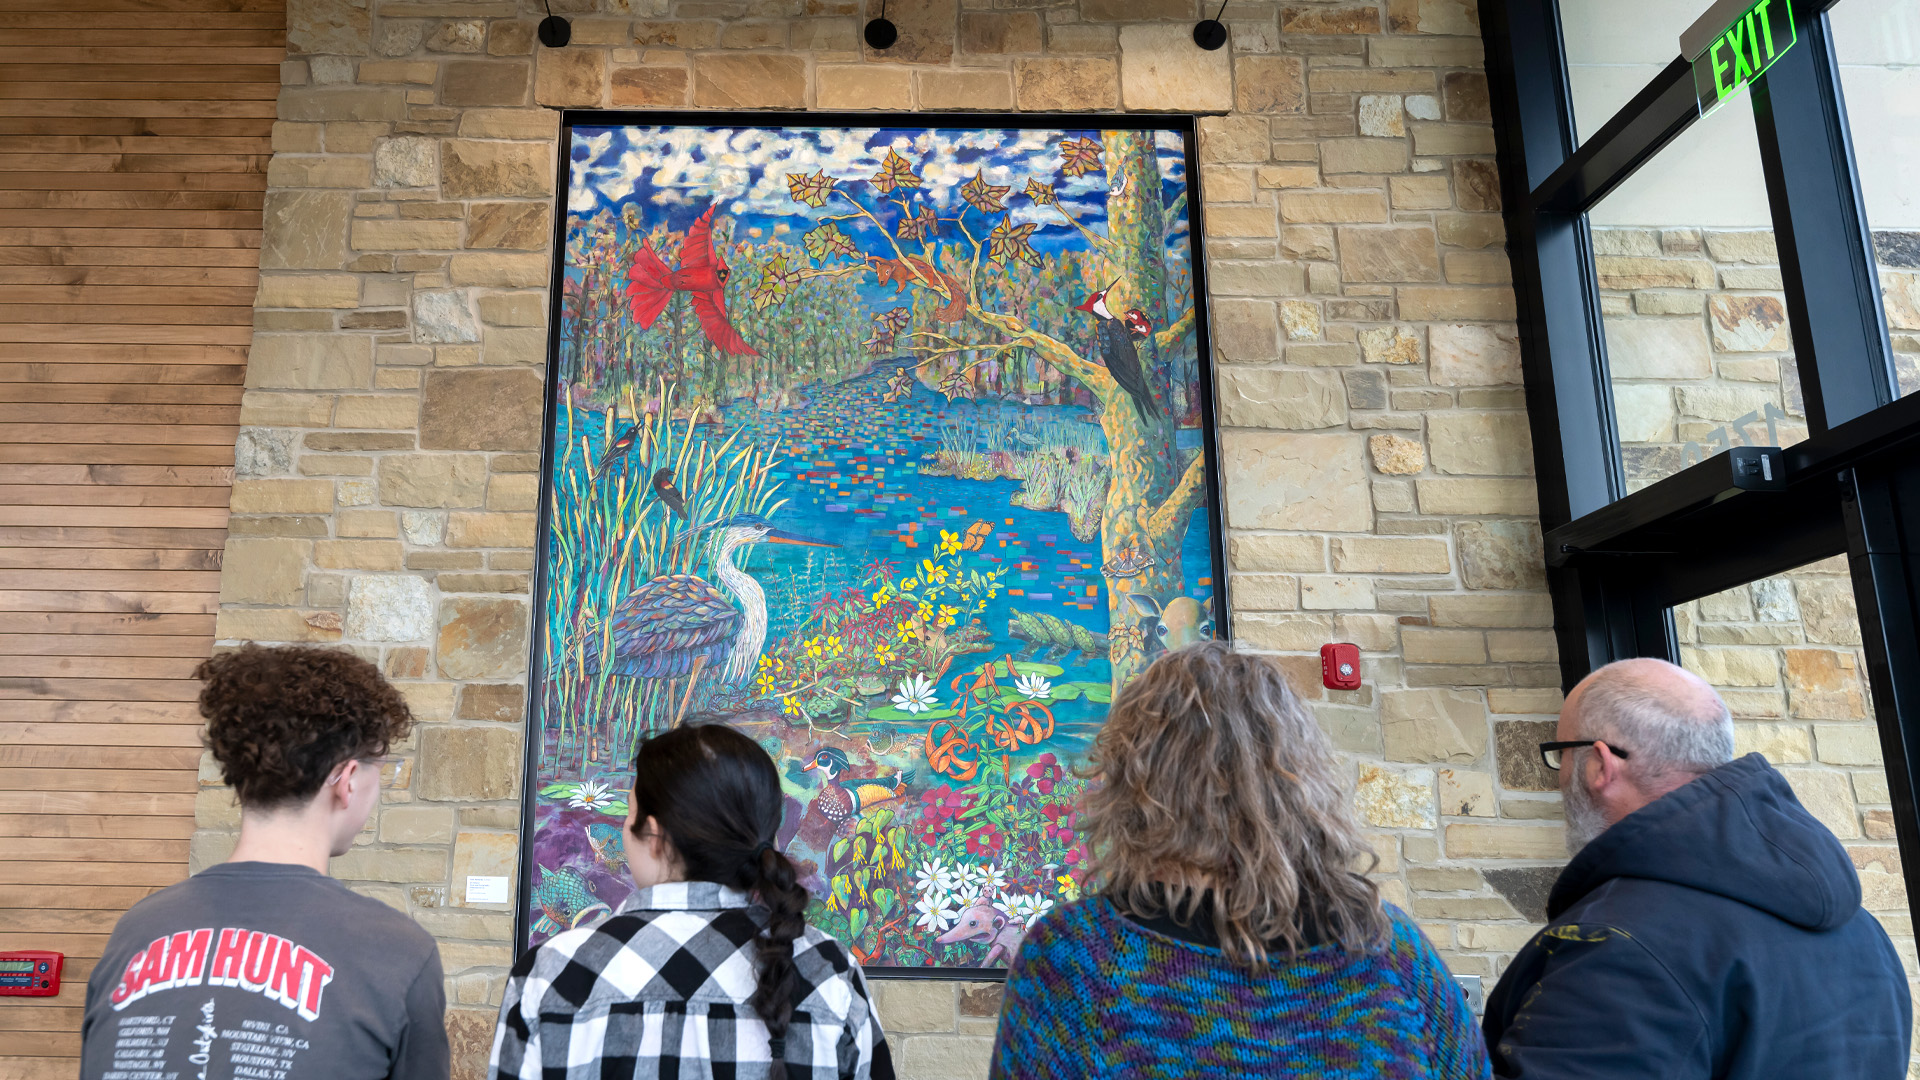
<box><xmin>518</xmin><ymin>111</ymin><xmax>1229</xmax><ymax>974</ymax></box>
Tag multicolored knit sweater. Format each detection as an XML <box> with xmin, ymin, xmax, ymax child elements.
<box><xmin>989</xmin><ymin>898</ymin><xmax>1490</xmax><ymax>1079</ymax></box>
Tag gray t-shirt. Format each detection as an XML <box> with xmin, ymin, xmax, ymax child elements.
<box><xmin>81</xmin><ymin>861</ymin><xmax>449</xmax><ymax>1080</ymax></box>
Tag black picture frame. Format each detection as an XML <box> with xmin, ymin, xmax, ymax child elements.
<box><xmin>513</xmin><ymin>110</ymin><xmax>1231</xmax><ymax>977</ymax></box>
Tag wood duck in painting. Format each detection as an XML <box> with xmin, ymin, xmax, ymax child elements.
<box><xmin>801</xmin><ymin>748</ymin><xmax>911</xmax><ymax>835</ymax></box>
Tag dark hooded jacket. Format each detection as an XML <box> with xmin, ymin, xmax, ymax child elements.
<box><xmin>1483</xmin><ymin>753</ymin><xmax>1910</xmax><ymax>1079</ymax></box>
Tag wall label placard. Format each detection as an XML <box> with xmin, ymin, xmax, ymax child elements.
<box><xmin>1692</xmin><ymin>0</ymin><xmax>1797</xmax><ymax>114</ymax></box>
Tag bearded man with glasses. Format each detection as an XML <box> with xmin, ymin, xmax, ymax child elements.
<box><xmin>1482</xmin><ymin>657</ymin><xmax>1909</xmax><ymax>1078</ymax></box>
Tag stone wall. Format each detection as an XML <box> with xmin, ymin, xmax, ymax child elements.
<box><xmin>1600</xmin><ymin>225</ymin><xmax>1920</xmax><ymax>492</ymax></box>
<box><xmin>1674</xmin><ymin>559</ymin><xmax>1920</xmax><ymax>1058</ymax></box>
<box><xmin>202</xmin><ymin>2</ymin><xmax>1560</xmax><ymax>1076</ymax></box>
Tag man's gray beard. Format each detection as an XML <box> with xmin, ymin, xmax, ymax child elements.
<box><xmin>1563</xmin><ymin>761</ymin><xmax>1612</xmax><ymax>855</ymax></box>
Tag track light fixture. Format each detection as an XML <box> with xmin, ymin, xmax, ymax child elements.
<box><xmin>865</xmin><ymin>0</ymin><xmax>898</xmax><ymax>50</ymax></box>
<box><xmin>1194</xmin><ymin>0</ymin><xmax>1228</xmax><ymax>50</ymax></box>
<box><xmin>538</xmin><ymin>0</ymin><xmax>571</xmax><ymax>47</ymax></box>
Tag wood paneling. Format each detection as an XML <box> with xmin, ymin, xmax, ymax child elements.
<box><xmin>0</xmin><ymin>4</ymin><xmax>279</xmax><ymax>1074</ymax></box>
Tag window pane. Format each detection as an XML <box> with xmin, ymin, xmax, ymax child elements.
<box><xmin>1560</xmin><ymin>0</ymin><xmax>1700</xmax><ymax>144</ymax></box>
<box><xmin>1588</xmin><ymin>102</ymin><xmax>1807</xmax><ymax>491</ymax></box>
<box><xmin>1831</xmin><ymin>0</ymin><xmax>1920</xmax><ymax>396</ymax></box>
<box><xmin>1674</xmin><ymin>559</ymin><xmax>1914</xmax><ymax>1019</ymax></box>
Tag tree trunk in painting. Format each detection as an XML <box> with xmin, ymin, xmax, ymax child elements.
<box><xmin>969</xmin><ymin>129</ymin><xmax>1207</xmax><ymax>691</ymax></box>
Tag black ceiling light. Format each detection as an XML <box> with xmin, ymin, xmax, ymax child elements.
<box><xmin>1194</xmin><ymin>0</ymin><xmax>1228</xmax><ymax>50</ymax></box>
<box><xmin>538</xmin><ymin>0</ymin><xmax>571</xmax><ymax>47</ymax></box>
<box><xmin>865</xmin><ymin>0</ymin><xmax>898</xmax><ymax>50</ymax></box>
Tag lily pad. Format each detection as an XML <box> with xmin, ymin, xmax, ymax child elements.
<box><xmin>1050</xmin><ymin>681</ymin><xmax>1111</xmax><ymax>703</ymax></box>
<box><xmin>866</xmin><ymin>704</ymin><xmax>958</xmax><ymax>721</ymax></box>
<box><xmin>976</xmin><ymin>658</ymin><xmax>1064</xmax><ymax>679</ymax></box>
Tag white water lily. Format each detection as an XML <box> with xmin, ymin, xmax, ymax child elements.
<box><xmin>892</xmin><ymin>673</ymin><xmax>939</xmax><ymax>714</ymax></box>
<box><xmin>1003</xmin><ymin>892</ymin><xmax>1055</xmax><ymax>928</ymax></box>
<box><xmin>913</xmin><ymin>893</ymin><xmax>958</xmax><ymax>932</ymax></box>
<box><xmin>567</xmin><ymin>780</ymin><xmax>617</xmax><ymax>810</ymax></box>
<box><xmin>1013</xmin><ymin>672</ymin><xmax>1053</xmax><ymax>699</ymax></box>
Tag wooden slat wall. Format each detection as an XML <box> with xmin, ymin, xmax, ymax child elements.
<box><xmin>0</xmin><ymin>2</ymin><xmax>280</xmax><ymax>1075</ymax></box>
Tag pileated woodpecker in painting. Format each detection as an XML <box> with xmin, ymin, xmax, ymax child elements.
<box><xmin>625</xmin><ymin>205</ymin><xmax>758</xmax><ymax>357</ymax></box>
<box><xmin>1075</xmin><ymin>280</ymin><xmax>1160</xmax><ymax>421</ymax></box>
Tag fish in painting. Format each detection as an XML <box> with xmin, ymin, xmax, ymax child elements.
<box><xmin>586</xmin><ymin>822</ymin><xmax>628</xmax><ymax>872</ymax></box>
<box><xmin>531</xmin><ymin>867</ymin><xmax>612</xmax><ymax>936</ymax></box>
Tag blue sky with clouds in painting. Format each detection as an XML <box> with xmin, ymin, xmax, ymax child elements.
<box><xmin>564</xmin><ymin>123</ymin><xmax>1192</xmax><ymax>258</ymax></box>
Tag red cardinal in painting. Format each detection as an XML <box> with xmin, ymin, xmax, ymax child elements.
<box><xmin>626</xmin><ymin>205</ymin><xmax>758</xmax><ymax>356</ymax></box>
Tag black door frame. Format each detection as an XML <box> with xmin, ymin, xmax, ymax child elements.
<box><xmin>1481</xmin><ymin>0</ymin><xmax>1920</xmax><ymax>884</ymax></box>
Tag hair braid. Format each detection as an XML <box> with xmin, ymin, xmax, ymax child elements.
<box><xmin>748</xmin><ymin>844</ymin><xmax>809</xmax><ymax>1080</ymax></box>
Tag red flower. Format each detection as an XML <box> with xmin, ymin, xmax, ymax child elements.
<box><xmin>964</xmin><ymin>823</ymin><xmax>1004</xmax><ymax>857</ymax></box>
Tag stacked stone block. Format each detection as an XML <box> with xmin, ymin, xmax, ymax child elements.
<box><xmin>1675</xmin><ymin>559</ymin><xmax>1920</xmax><ymax>1055</ymax></box>
<box><xmin>1600</xmin><ymin>225</ymin><xmax>1920</xmax><ymax>492</ymax></box>
<box><xmin>204</xmin><ymin>2</ymin><xmax>1572</xmax><ymax>1075</ymax></box>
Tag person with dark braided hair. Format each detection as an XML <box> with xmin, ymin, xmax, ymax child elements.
<box><xmin>491</xmin><ymin>724</ymin><xmax>894</xmax><ymax>1080</ymax></box>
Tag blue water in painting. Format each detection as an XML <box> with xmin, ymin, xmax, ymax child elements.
<box><xmin>614</xmin><ymin>367</ymin><xmax>1218</xmax><ymax>750</ymax></box>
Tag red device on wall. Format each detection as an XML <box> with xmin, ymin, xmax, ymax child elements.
<box><xmin>1321</xmin><ymin>643</ymin><xmax>1362</xmax><ymax>691</ymax></box>
<box><xmin>0</xmin><ymin>951</ymin><xmax>62</xmax><ymax>996</ymax></box>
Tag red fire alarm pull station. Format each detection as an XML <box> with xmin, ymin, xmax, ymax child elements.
<box><xmin>0</xmin><ymin>951</ymin><xmax>62</xmax><ymax>997</ymax></box>
<box><xmin>1321</xmin><ymin>643</ymin><xmax>1362</xmax><ymax>691</ymax></box>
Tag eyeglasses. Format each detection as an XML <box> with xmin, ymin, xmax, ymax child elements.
<box><xmin>1538</xmin><ymin>740</ymin><xmax>1631</xmax><ymax>770</ymax></box>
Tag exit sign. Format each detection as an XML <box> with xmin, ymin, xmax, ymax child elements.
<box><xmin>1687</xmin><ymin>0</ymin><xmax>1797</xmax><ymax>114</ymax></box>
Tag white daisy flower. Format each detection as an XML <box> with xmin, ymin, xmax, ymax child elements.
<box><xmin>969</xmin><ymin>863</ymin><xmax>1008</xmax><ymax>895</ymax></box>
<box><xmin>892</xmin><ymin>673</ymin><xmax>939</xmax><ymax>714</ymax></box>
<box><xmin>567</xmin><ymin>780</ymin><xmax>617</xmax><ymax>810</ymax></box>
<box><xmin>1003</xmin><ymin>893</ymin><xmax>1055</xmax><ymax>928</ymax></box>
<box><xmin>914</xmin><ymin>857</ymin><xmax>951</xmax><ymax>896</ymax></box>
<box><xmin>1013</xmin><ymin>673</ymin><xmax>1053</xmax><ymax>699</ymax></box>
<box><xmin>913</xmin><ymin>893</ymin><xmax>958</xmax><ymax>932</ymax></box>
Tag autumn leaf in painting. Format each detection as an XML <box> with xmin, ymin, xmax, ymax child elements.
<box><xmin>959</xmin><ymin>170</ymin><xmax>1011</xmax><ymax>214</ymax></box>
<box><xmin>896</xmin><ymin>203</ymin><xmax>939</xmax><ymax>241</ymax></box>
<box><xmin>752</xmin><ymin>253</ymin><xmax>802</xmax><ymax>311</ymax></box>
<box><xmin>877</xmin><ymin>306</ymin><xmax>912</xmax><ymax>334</ymax></box>
<box><xmin>1058</xmin><ymin>137</ymin><xmax>1104</xmax><ymax>178</ymax></box>
<box><xmin>987</xmin><ymin>216</ymin><xmax>1043</xmax><ymax>268</ymax></box>
<box><xmin>863</xmin><ymin>328</ymin><xmax>895</xmax><ymax>354</ymax></box>
<box><xmin>871</xmin><ymin>148</ymin><xmax>922</xmax><ymax>195</ymax></box>
<box><xmin>803</xmin><ymin>222</ymin><xmax>862</xmax><ymax>261</ymax></box>
<box><xmin>785</xmin><ymin>169</ymin><xmax>837</xmax><ymax>208</ymax></box>
<box><xmin>1023</xmin><ymin>179</ymin><xmax>1057</xmax><ymax>207</ymax></box>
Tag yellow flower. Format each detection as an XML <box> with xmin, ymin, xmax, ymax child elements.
<box><xmin>826</xmin><ymin>635</ymin><xmax>843</xmax><ymax>655</ymax></box>
<box><xmin>874</xmin><ymin>640</ymin><xmax>897</xmax><ymax>663</ymax></box>
<box><xmin>759</xmin><ymin>655</ymin><xmax>773</xmax><ymax>670</ymax></box>
<box><xmin>937</xmin><ymin>604</ymin><xmax>959</xmax><ymax>629</ymax></box>
<box><xmin>781</xmin><ymin>695</ymin><xmax>803</xmax><ymax>717</ymax></box>
<box><xmin>804</xmin><ymin>637</ymin><xmax>824</xmax><ymax>659</ymax></box>
<box><xmin>900</xmin><ymin>578</ymin><xmax>919</xmax><ymax>593</ymax></box>
<box><xmin>938</xmin><ymin>529</ymin><xmax>963</xmax><ymax>555</ymax></box>
<box><xmin>897</xmin><ymin>619</ymin><xmax>919</xmax><ymax>641</ymax></box>
<box><xmin>871</xmin><ymin>585</ymin><xmax>894</xmax><ymax>606</ymax></box>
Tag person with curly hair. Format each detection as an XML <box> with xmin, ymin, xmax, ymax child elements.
<box><xmin>80</xmin><ymin>644</ymin><xmax>449</xmax><ymax>1080</ymax></box>
<box><xmin>989</xmin><ymin>641</ymin><xmax>1488</xmax><ymax>1079</ymax></box>
<box><xmin>490</xmin><ymin>723</ymin><xmax>894</xmax><ymax>1080</ymax></box>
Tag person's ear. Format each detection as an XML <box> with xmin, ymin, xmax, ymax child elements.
<box><xmin>625</xmin><ymin>797</ymin><xmax>640</xmax><ymax>832</ymax></box>
<box><xmin>1592</xmin><ymin>741</ymin><xmax>1629</xmax><ymax>790</ymax></box>
<box><xmin>324</xmin><ymin>759</ymin><xmax>356</xmax><ymax>809</ymax></box>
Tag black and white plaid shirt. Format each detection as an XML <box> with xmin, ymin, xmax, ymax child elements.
<box><xmin>490</xmin><ymin>881</ymin><xmax>894</xmax><ymax>1080</ymax></box>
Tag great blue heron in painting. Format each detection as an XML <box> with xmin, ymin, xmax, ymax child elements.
<box><xmin>596</xmin><ymin>513</ymin><xmax>836</xmax><ymax>724</ymax></box>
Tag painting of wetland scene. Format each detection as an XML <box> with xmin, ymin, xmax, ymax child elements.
<box><xmin>522</xmin><ymin>114</ymin><xmax>1226</xmax><ymax>971</ymax></box>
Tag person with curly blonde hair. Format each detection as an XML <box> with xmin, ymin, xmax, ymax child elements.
<box><xmin>80</xmin><ymin>644</ymin><xmax>449</xmax><ymax>1080</ymax></box>
<box><xmin>989</xmin><ymin>642</ymin><xmax>1488</xmax><ymax>1079</ymax></box>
